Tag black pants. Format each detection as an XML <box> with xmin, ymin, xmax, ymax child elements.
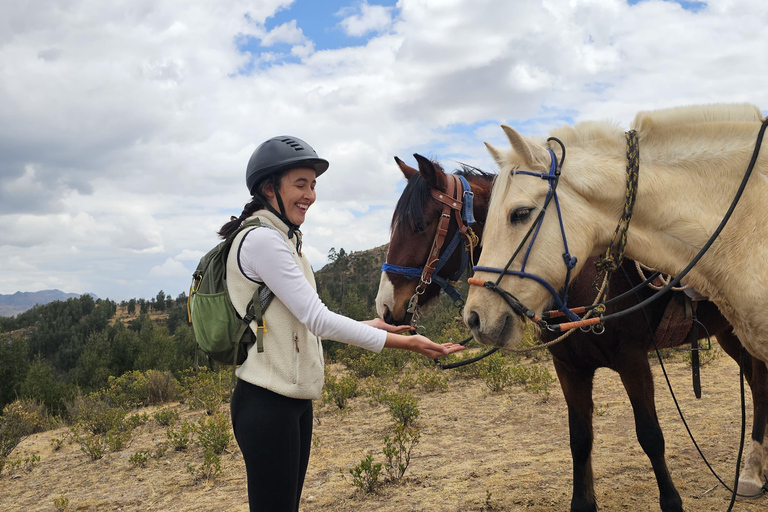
<box><xmin>230</xmin><ymin>379</ymin><xmax>313</xmax><ymax>512</ymax></box>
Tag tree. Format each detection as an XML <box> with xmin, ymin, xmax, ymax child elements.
<box><xmin>341</xmin><ymin>289</ymin><xmax>371</xmax><ymax>321</ymax></box>
<box><xmin>109</xmin><ymin>321</ymin><xmax>140</xmax><ymax>377</ymax></box>
<box><xmin>0</xmin><ymin>334</ymin><xmax>30</xmax><ymax>411</ymax></box>
<box><xmin>135</xmin><ymin>321</ymin><xmax>176</xmax><ymax>372</ymax></box>
<box><xmin>127</xmin><ymin>298</ymin><xmax>136</xmax><ymax>316</ymax></box>
<box><xmin>73</xmin><ymin>332</ymin><xmax>111</xmax><ymax>393</ymax></box>
<box><xmin>19</xmin><ymin>355</ymin><xmax>71</xmax><ymax>415</ymax></box>
<box><xmin>155</xmin><ymin>290</ymin><xmax>166</xmax><ymax>311</ymax></box>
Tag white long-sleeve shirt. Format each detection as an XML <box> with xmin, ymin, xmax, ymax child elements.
<box><xmin>238</xmin><ymin>226</ymin><xmax>386</xmax><ymax>353</ymax></box>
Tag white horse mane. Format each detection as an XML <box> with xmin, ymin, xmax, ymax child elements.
<box><xmin>544</xmin><ymin>103</ymin><xmax>764</xmax><ymax>151</ymax></box>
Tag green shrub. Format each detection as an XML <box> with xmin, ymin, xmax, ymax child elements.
<box><xmin>153</xmin><ymin>408</ymin><xmax>180</xmax><ymax>426</ymax></box>
<box><xmin>339</xmin><ymin>346</ymin><xmax>404</xmax><ymax>379</ymax></box>
<box><xmin>347</xmin><ymin>454</ymin><xmax>381</xmax><ymax>494</ymax></box>
<box><xmin>682</xmin><ymin>343</ymin><xmax>719</xmax><ymax>367</ymax></box>
<box><xmin>105</xmin><ymin>427</ymin><xmax>132</xmax><ymax>452</ymax></box>
<box><xmin>2</xmin><ymin>453</ymin><xmax>41</xmax><ymax>474</ymax></box>
<box><xmin>186</xmin><ymin>449</ymin><xmax>222</xmax><ymax>482</ymax></box>
<box><xmin>195</xmin><ymin>413</ymin><xmax>232</xmax><ymax>455</ymax></box>
<box><xmin>166</xmin><ymin>419</ymin><xmax>194</xmax><ymax>451</ymax></box>
<box><xmin>383</xmin><ymin>424</ymin><xmax>420</xmax><ymax>482</ymax></box>
<box><xmin>480</xmin><ymin>352</ymin><xmax>514</xmax><ymax>393</ymax></box>
<box><xmin>52</xmin><ymin>494</ymin><xmax>69</xmax><ymax>511</ymax></box>
<box><xmin>145</xmin><ymin>370</ymin><xmax>180</xmax><ymax>405</ymax></box>
<box><xmin>50</xmin><ymin>434</ymin><xmax>66</xmax><ymax>452</ymax></box>
<box><xmin>101</xmin><ymin>370</ymin><xmax>179</xmax><ymax>408</ymax></box>
<box><xmin>323</xmin><ymin>374</ymin><xmax>359</xmax><ymax>409</ymax></box>
<box><xmin>398</xmin><ymin>369</ymin><xmax>448</xmax><ymax>393</ymax></box>
<box><xmin>1</xmin><ymin>399</ymin><xmax>50</xmax><ymax>459</ymax></box>
<box><xmin>129</xmin><ymin>450</ymin><xmax>150</xmax><ymax>468</ymax></box>
<box><xmin>66</xmin><ymin>394</ymin><xmax>126</xmax><ymax>435</ymax></box>
<box><xmin>510</xmin><ymin>363</ymin><xmax>556</xmax><ymax>396</ymax></box>
<box><xmin>381</xmin><ymin>392</ymin><xmax>420</xmax><ymax>427</ymax></box>
<box><xmin>102</xmin><ymin>371</ymin><xmax>149</xmax><ymax>408</ymax></box>
<box><xmin>125</xmin><ymin>412</ymin><xmax>150</xmax><ymax>429</ymax></box>
<box><xmin>183</xmin><ymin>370</ymin><xmax>229</xmax><ymax>415</ymax></box>
<box><xmin>70</xmin><ymin>427</ymin><xmax>105</xmax><ymax>461</ymax></box>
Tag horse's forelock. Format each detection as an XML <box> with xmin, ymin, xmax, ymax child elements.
<box><xmin>392</xmin><ymin>172</ymin><xmax>430</xmax><ymax>233</ymax></box>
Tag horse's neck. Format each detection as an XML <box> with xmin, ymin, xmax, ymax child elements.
<box><xmin>469</xmin><ymin>176</ymin><xmax>493</xmax><ymax>225</ymax></box>
<box><xmin>573</xmin><ymin>122</ymin><xmax>767</xmax><ymax>308</ymax></box>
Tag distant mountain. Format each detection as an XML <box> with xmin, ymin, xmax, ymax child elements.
<box><xmin>0</xmin><ymin>290</ymin><xmax>97</xmax><ymax>317</ymax></box>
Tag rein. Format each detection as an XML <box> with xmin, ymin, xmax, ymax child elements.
<box><xmin>470</xmin><ymin>118</ymin><xmax>768</xmax><ymax>336</ymax></box>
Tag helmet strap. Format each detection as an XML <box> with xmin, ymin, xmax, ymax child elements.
<box><xmin>264</xmin><ymin>189</ymin><xmax>302</xmax><ymax>250</ymax></box>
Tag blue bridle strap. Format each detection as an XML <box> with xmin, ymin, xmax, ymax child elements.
<box><xmin>472</xmin><ymin>147</ymin><xmax>581</xmax><ymax>322</ymax></box>
<box><xmin>460</xmin><ymin>175</ymin><xmax>475</xmax><ymax>225</ymax></box>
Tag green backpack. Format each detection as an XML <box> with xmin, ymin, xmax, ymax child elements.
<box><xmin>188</xmin><ymin>218</ymin><xmax>273</xmax><ymax>369</ymax></box>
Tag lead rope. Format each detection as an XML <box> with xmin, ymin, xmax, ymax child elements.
<box><xmin>592</xmin><ymin>130</ymin><xmax>639</xmax><ymax>292</ymax></box>
<box><xmin>635</xmin><ymin>261</ymin><xmax>690</xmax><ymax>292</ymax></box>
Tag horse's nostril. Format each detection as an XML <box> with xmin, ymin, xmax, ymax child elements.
<box><xmin>467</xmin><ymin>311</ymin><xmax>480</xmax><ymax>331</ymax></box>
<box><xmin>383</xmin><ymin>306</ymin><xmax>395</xmax><ymax>325</ymax></box>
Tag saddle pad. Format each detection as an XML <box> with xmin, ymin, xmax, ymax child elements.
<box><xmin>653</xmin><ymin>294</ymin><xmax>694</xmax><ymax>350</ymax></box>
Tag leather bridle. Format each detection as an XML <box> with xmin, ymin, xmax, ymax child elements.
<box><xmin>382</xmin><ymin>173</ymin><xmax>478</xmax><ymax>327</ymax></box>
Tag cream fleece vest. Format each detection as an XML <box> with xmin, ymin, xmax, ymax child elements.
<box><xmin>226</xmin><ymin>209</ymin><xmax>325</xmax><ymax>400</ymax></box>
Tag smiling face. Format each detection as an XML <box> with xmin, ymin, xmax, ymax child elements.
<box><xmin>264</xmin><ymin>167</ymin><xmax>317</xmax><ymax>225</ymax></box>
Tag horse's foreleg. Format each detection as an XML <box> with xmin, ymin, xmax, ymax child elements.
<box><xmin>715</xmin><ymin>331</ymin><xmax>768</xmax><ymax>499</ymax></box>
<box><xmin>737</xmin><ymin>355</ymin><xmax>768</xmax><ymax>499</ymax></box>
<box><xmin>553</xmin><ymin>359</ymin><xmax>598</xmax><ymax>512</ymax></box>
<box><xmin>617</xmin><ymin>354</ymin><xmax>683</xmax><ymax>512</ymax></box>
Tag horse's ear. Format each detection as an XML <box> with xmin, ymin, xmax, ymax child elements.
<box><xmin>484</xmin><ymin>142</ymin><xmax>504</xmax><ymax>167</ymax></box>
<box><xmin>501</xmin><ymin>124</ymin><xmax>550</xmax><ymax>169</ymax></box>
<box><xmin>413</xmin><ymin>153</ymin><xmax>445</xmax><ymax>190</ymax></box>
<box><xmin>394</xmin><ymin>156</ymin><xmax>418</xmax><ymax>180</ymax></box>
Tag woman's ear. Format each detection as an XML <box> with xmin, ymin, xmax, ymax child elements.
<box><xmin>262</xmin><ymin>181</ymin><xmax>276</xmax><ymax>199</ymax></box>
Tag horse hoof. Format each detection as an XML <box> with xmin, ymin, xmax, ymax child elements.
<box><xmin>735</xmin><ymin>477</ymin><xmax>764</xmax><ymax>500</ymax></box>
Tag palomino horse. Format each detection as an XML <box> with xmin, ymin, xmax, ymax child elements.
<box><xmin>376</xmin><ymin>155</ymin><xmax>768</xmax><ymax>511</ymax></box>
<box><xmin>463</xmin><ymin>104</ymin><xmax>768</xmax><ymax>361</ymax></box>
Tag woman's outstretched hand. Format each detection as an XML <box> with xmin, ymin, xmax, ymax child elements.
<box><xmin>384</xmin><ymin>333</ymin><xmax>465</xmax><ymax>359</ymax></box>
<box><xmin>366</xmin><ymin>317</ymin><xmax>466</xmax><ymax>359</ymax></box>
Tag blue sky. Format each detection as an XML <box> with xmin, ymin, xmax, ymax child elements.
<box><xmin>237</xmin><ymin>0</ymin><xmax>399</xmax><ymax>71</ymax></box>
<box><xmin>0</xmin><ymin>0</ymin><xmax>766</xmax><ymax>301</ymax></box>
<box><xmin>628</xmin><ymin>0</ymin><xmax>706</xmax><ymax>10</ymax></box>
<box><xmin>264</xmin><ymin>0</ymin><xmax>398</xmax><ymax>50</ymax></box>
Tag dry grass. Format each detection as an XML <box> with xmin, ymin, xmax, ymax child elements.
<box><xmin>2</xmin><ymin>352</ymin><xmax>767</xmax><ymax>511</ymax></box>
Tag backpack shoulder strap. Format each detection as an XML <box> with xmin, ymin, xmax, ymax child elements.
<box><xmin>228</xmin><ymin>217</ymin><xmax>275</xmax><ymax>354</ymax></box>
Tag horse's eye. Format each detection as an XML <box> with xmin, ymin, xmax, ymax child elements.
<box><xmin>510</xmin><ymin>207</ymin><xmax>533</xmax><ymax>224</ymax></box>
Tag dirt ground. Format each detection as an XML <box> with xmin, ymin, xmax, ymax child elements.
<box><xmin>2</xmin><ymin>350</ymin><xmax>767</xmax><ymax>512</ymax></box>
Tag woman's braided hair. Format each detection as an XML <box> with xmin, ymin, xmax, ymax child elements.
<box><xmin>218</xmin><ymin>171</ymin><xmax>286</xmax><ymax>239</ymax></box>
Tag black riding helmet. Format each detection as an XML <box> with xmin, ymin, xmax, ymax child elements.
<box><xmin>246</xmin><ymin>136</ymin><xmax>329</xmax><ymax>195</ymax></box>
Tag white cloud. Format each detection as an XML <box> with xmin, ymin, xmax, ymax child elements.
<box><xmin>338</xmin><ymin>2</ymin><xmax>394</xmax><ymax>37</ymax></box>
<box><xmin>259</xmin><ymin>20</ymin><xmax>307</xmax><ymax>47</ymax></box>
<box><xmin>149</xmin><ymin>258</ymin><xmax>190</xmax><ymax>278</ymax></box>
<box><xmin>176</xmin><ymin>249</ymin><xmax>206</xmax><ymax>261</ymax></box>
<box><xmin>1</xmin><ymin>0</ymin><xmax>767</xmax><ymax>301</ymax></box>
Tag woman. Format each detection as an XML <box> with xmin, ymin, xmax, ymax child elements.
<box><xmin>222</xmin><ymin>135</ymin><xmax>464</xmax><ymax>511</ymax></box>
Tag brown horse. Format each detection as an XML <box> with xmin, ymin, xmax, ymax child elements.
<box><xmin>375</xmin><ymin>155</ymin><xmax>768</xmax><ymax>512</ymax></box>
